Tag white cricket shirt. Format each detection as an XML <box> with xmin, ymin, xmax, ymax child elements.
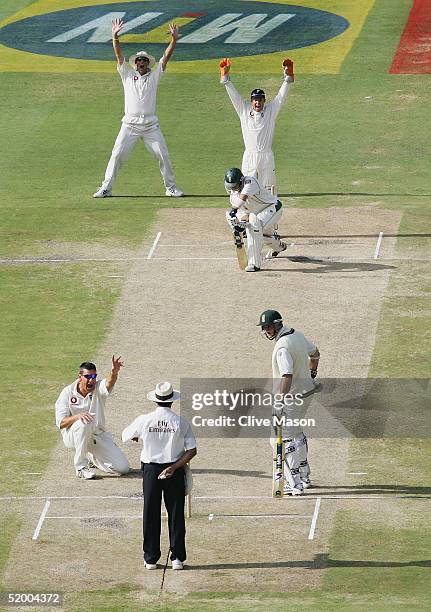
<box><xmin>55</xmin><ymin>378</ymin><xmax>110</xmax><ymax>433</ymax></box>
<box><xmin>230</xmin><ymin>176</ymin><xmax>278</xmax><ymax>215</ymax></box>
<box><xmin>272</xmin><ymin>327</ymin><xmax>317</xmax><ymax>395</ymax></box>
<box><xmin>122</xmin><ymin>406</ymin><xmax>197</xmax><ymax>464</ymax></box>
<box><xmin>118</xmin><ymin>58</ymin><xmax>164</xmax><ymax>126</ymax></box>
<box><xmin>223</xmin><ymin>77</ymin><xmax>291</xmax><ymax>152</ymax></box>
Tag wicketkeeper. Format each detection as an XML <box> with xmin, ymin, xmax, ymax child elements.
<box><xmin>220</xmin><ymin>57</ymin><xmax>294</xmax><ymax>194</ymax></box>
<box><xmin>224</xmin><ymin>167</ymin><xmax>286</xmax><ymax>272</ymax></box>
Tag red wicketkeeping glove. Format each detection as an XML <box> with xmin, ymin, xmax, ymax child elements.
<box><xmin>219</xmin><ymin>57</ymin><xmax>231</xmax><ymax>77</ymax></box>
<box><xmin>283</xmin><ymin>58</ymin><xmax>294</xmax><ymax>80</ymax></box>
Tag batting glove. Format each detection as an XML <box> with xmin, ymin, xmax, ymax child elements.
<box><xmin>283</xmin><ymin>58</ymin><xmax>294</xmax><ymax>81</ymax></box>
<box><xmin>219</xmin><ymin>57</ymin><xmax>231</xmax><ymax>77</ymax></box>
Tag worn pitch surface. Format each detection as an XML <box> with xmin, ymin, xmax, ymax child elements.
<box><xmin>3</xmin><ymin>206</ymin><xmax>401</xmax><ymax>595</ymax></box>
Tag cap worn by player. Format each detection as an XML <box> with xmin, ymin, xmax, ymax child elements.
<box><xmin>250</xmin><ymin>88</ymin><xmax>266</xmax><ymax>99</ymax></box>
<box><xmin>224</xmin><ymin>167</ymin><xmax>244</xmax><ymax>193</ymax></box>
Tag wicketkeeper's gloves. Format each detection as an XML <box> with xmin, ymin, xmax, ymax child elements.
<box><xmin>283</xmin><ymin>58</ymin><xmax>294</xmax><ymax>81</ymax></box>
<box><xmin>219</xmin><ymin>57</ymin><xmax>231</xmax><ymax>77</ymax></box>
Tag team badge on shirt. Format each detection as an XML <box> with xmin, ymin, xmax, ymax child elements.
<box><xmin>70</xmin><ymin>397</ymin><xmax>78</xmax><ymax>404</ymax></box>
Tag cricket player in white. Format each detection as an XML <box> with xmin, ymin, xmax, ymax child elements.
<box><xmin>224</xmin><ymin>167</ymin><xmax>286</xmax><ymax>272</ymax></box>
<box><xmin>55</xmin><ymin>356</ymin><xmax>129</xmax><ymax>479</ymax></box>
<box><xmin>257</xmin><ymin>310</ymin><xmax>320</xmax><ymax>495</ymax></box>
<box><xmin>220</xmin><ymin>57</ymin><xmax>294</xmax><ymax>194</ymax></box>
<box><xmin>94</xmin><ymin>19</ymin><xmax>183</xmax><ymax>198</ymax></box>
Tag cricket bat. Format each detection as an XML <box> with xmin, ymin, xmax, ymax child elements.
<box><xmin>234</xmin><ymin>230</ymin><xmax>247</xmax><ymax>270</ymax></box>
<box><xmin>272</xmin><ymin>423</ymin><xmax>284</xmax><ymax>498</ymax></box>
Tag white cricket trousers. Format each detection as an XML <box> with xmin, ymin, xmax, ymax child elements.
<box><xmin>62</xmin><ymin>420</ymin><xmax>129</xmax><ymax>474</ymax></box>
<box><xmin>101</xmin><ymin>122</ymin><xmax>176</xmax><ymax>190</ymax></box>
<box><xmin>242</xmin><ymin>150</ymin><xmax>277</xmax><ymax>194</ymax></box>
<box><xmin>246</xmin><ymin>202</ymin><xmax>283</xmax><ymax>268</ymax></box>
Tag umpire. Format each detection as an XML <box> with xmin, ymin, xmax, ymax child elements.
<box><xmin>122</xmin><ymin>382</ymin><xmax>197</xmax><ymax>570</ymax></box>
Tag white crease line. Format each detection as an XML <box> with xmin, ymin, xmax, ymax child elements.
<box><xmin>348</xmin><ymin>472</ymin><xmax>368</xmax><ymax>475</ymax></box>
<box><xmin>374</xmin><ymin>231</ymin><xmax>383</xmax><ymax>259</ymax></box>
<box><xmin>147</xmin><ymin>231</ymin><xmax>161</xmax><ymax>259</ymax></box>
<box><xmin>308</xmin><ymin>497</ymin><xmax>321</xmax><ymax>540</ymax></box>
<box><xmin>0</xmin><ymin>494</ymin><xmax>425</xmax><ymax>502</ymax></box>
<box><xmin>1</xmin><ymin>256</ymin><xmax>430</xmax><ymax>265</ymax></box>
<box><xmin>151</xmin><ymin>257</ymin><xmax>236</xmax><ymax>261</ymax></box>
<box><xmin>0</xmin><ymin>495</ymin><xmax>143</xmax><ymax>500</ymax></box>
<box><xmin>32</xmin><ymin>499</ymin><xmax>51</xmax><ymax>541</ymax></box>
<box><xmin>208</xmin><ymin>514</ymin><xmax>312</xmax><ymax>520</ymax></box>
<box><xmin>157</xmin><ymin>243</ymin><xmax>233</xmax><ymax>247</ymax></box>
<box><xmin>47</xmin><ymin>515</ymin><xmax>151</xmax><ymax>520</ymax></box>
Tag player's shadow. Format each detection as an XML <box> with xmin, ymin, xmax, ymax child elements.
<box><xmin>313</xmin><ymin>484</ymin><xmax>431</xmax><ymax>497</ymax></box>
<box><xmin>266</xmin><ymin>256</ymin><xmax>396</xmax><ymax>273</ymax></box>
<box><xmin>190</xmin><ymin>554</ymin><xmax>431</xmax><ymax>571</ymax></box>
<box><xmin>279</xmin><ymin>192</ymin><xmax>431</xmax><ymax>198</ymax></box>
<box><xmin>192</xmin><ymin>468</ymin><xmax>270</xmax><ymax>479</ymax></box>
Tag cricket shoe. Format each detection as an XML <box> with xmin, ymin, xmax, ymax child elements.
<box><xmin>165</xmin><ymin>186</ymin><xmax>184</xmax><ymax>197</ymax></box>
<box><xmin>245</xmin><ymin>264</ymin><xmax>260</xmax><ymax>272</ymax></box>
<box><xmin>283</xmin><ymin>482</ymin><xmax>304</xmax><ymax>496</ymax></box>
<box><xmin>144</xmin><ymin>562</ymin><xmax>157</xmax><ymax>570</ymax></box>
<box><xmin>76</xmin><ymin>467</ymin><xmax>96</xmax><ymax>480</ymax></box>
<box><xmin>93</xmin><ymin>186</ymin><xmax>112</xmax><ymax>198</ymax></box>
<box><xmin>301</xmin><ymin>477</ymin><xmax>312</xmax><ymax>489</ymax></box>
<box><xmin>172</xmin><ymin>559</ymin><xmax>184</xmax><ymax>570</ymax></box>
<box><xmin>266</xmin><ymin>241</ymin><xmax>287</xmax><ymax>259</ymax></box>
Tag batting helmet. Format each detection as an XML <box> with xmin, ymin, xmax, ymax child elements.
<box><xmin>224</xmin><ymin>167</ymin><xmax>244</xmax><ymax>193</ymax></box>
<box><xmin>257</xmin><ymin>310</ymin><xmax>283</xmax><ymax>327</ymax></box>
<box><xmin>251</xmin><ymin>88</ymin><xmax>266</xmax><ymax>99</ymax></box>
<box><xmin>257</xmin><ymin>310</ymin><xmax>283</xmax><ymax>340</ymax></box>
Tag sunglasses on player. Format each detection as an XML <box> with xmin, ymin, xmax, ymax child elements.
<box><xmin>81</xmin><ymin>373</ymin><xmax>97</xmax><ymax>380</ymax></box>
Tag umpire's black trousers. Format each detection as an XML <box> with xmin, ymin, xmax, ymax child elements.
<box><xmin>142</xmin><ymin>462</ymin><xmax>186</xmax><ymax>564</ymax></box>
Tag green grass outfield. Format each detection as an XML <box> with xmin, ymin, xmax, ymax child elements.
<box><xmin>0</xmin><ymin>0</ymin><xmax>430</xmax><ymax>609</ymax></box>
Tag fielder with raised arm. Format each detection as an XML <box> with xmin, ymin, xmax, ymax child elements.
<box><xmin>55</xmin><ymin>356</ymin><xmax>130</xmax><ymax>479</ymax></box>
<box><xmin>219</xmin><ymin>57</ymin><xmax>294</xmax><ymax>194</ymax></box>
<box><xmin>224</xmin><ymin>167</ymin><xmax>287</xmax><ymax>272</ymax></box>
<box><xmin>257</xmin><ymin>310</ymin><xmax>320</xmax><ymax>495</ymax></box>
<box><xmin>94</xmin><ymin>19</ymin><xmax>183</xmax><ymax>198</ymax></box>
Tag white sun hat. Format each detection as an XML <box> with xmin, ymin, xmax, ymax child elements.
<box><xmin>129</xmin><ymin>50</ymin><xmax>156</xmax><ymax>68</ymax></box>
<box><xmin>147</xmin><ymin>382</ymin><xmax>180</xmax><ymax>403</ymax></box>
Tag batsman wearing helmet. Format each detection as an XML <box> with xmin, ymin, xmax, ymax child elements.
<box><xmin>219</xmin><ymin>57</ymin><xmax>294</xmax><ymax>194</ymax></box>
<box><xmin>224</xmin><ymin>168</ymin><xmax>287</xmax><ymax>272</ymax></box>
<box><xmin>257</xmin><ymin>310</ymin><xmax>320</xmax><ymax>494</ymax></box>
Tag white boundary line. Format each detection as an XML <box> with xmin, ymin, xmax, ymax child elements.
<box><xmin>32</xmin><ymin>499</ymin><xmax>51</xmax><ymax>541</ymax></box>
<box><xmin>374</xmin><ymin>231</ymin><xmax>383</xmax><ymax>259</ymax></box>
<box><xmin>308</xmin><ymin>497</ymin><xmax>321</xmax><ymax>540</ymax></box>
<box><xmin>147</xmin><ymin>231</ymin><xmax>161</xmax><ymax>259</ymax></box>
